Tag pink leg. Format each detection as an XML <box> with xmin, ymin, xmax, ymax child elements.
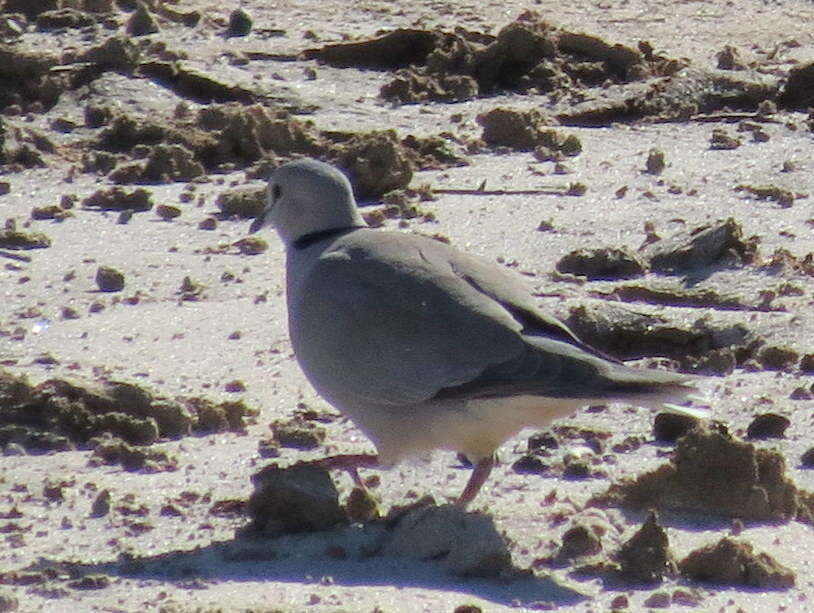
<box><xmin>313</xmin><ymin>453</ymin><xmax>379</xmax><ymax>487</ymax></box>
<box><xmin>456</xmin><ymin>455</ymin><xmax>495</xmax><ymax>508</ymax></box>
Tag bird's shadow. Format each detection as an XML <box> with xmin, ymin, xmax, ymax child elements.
<box><xmin>46</xmin><ymin>523</ymin><xmax>587</xmax><ymax>607</ymax></box>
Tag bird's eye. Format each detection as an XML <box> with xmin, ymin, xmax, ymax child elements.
<box><xmin>272</xmin><ymin>184</ymin><xmax>282</xmax><ymax>202</ymax></box>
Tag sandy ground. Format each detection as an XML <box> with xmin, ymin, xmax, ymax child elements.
<box><xmin>1</xmin><ymin>0</ymin><xmax>813</xmax><ymax>611</ymax></box>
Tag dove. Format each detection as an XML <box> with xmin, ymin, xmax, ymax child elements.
<box><xmin>250</xmin><ymin>158</ymin><xmax>703</xmax><ymax>506</ymax></box>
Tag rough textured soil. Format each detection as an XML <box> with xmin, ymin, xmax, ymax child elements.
<box><xmin>1</xmin><ymin>1</ymin><xmax>813</xmax><ymax>612</ymax></box>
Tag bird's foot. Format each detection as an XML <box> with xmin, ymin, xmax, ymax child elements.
<box><xmin>311</xmin><ymin>453</ymin><xmax>380</xmax><ymax>488</ymax></box>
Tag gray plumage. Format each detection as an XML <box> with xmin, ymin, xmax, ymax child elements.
<box><xmin>250</xmin><ymin>158</ymin><xmax>701</xmax><ymax>504</ymax></box>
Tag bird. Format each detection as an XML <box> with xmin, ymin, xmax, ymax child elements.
<box><xmin>249</xmin><ymin>158</ymin><xmax>704</xmax><ymax>507</ymax></box>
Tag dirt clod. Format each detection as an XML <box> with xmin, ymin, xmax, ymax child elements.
<box><xmin>383</xmin><ymin>504</ymin><xmax>513</xmax><ymax>577</ymax></box>
<box><xmin>345</xmin><ymin>487</ymin><xmax>380</xmax><ymax>523</ymax></box>
<box><xmin>643</xmin><ymin>218</ymin><xmax>758</xmax><ymax>275</ymax></box>
<box><xmin>645</xmin><ymin>148</ymin><xmax>665</xmax><ymax>174</ymax></box>
<box><xmin>216</xmin><ymin>186</ymin><xmax>266</xmax><ymax>218</ymax></box>
<box><xmin>616</xmin><ymin>511</ymin><xmax>674</xmax><ymax>584</ymax></box>
<box><xmin>595</xmin><ymin>424</ymin><xmax>814</xmax><ymax>523</ymax></box>
<box><xmin>89</xmin><ymin>436</ymin><xmax>177</xmax><ymax>472</ymax></box>
<box><xmin>247</xmin><ymin>463</ymin><xmax>346</xmax><ymax>534</ymax></box>
<box><xmin>83</xmin><ymin>187</ymin><xmax>153</xmax><ymax>212</ymax></box>
<box><xmin>270</xmin><ymin>416</ymin><xmax>326</xmax><ymax>450</ymax></box>
<box><xmin>652</xmin><ymin>412</ymin><xmax>700</xmax><ymax>443</ymax></box>
<box><xmin>555</xmin><ymin>247</ymin><xmax>645</xmax><ymax>280</ymax></box>
<box><xmin>746</xmin><ymin>413</ymin><xmax>790</xmax><ymax>439</ymax></box>
<box><xmin>95</xmin><ymin>266</ymin><xmax>125</xmax><ymax>292</ymax></box>
<box><xmin>0</xmin><ymin>226</ymin><xmax>50</xmax><ymax>250</ymax></box>
<box><xmin>679</xmin><ymin>538</ymin><xmax>795</xmax><ymax>589</ymax></box>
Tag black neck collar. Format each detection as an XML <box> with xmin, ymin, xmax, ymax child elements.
<box><xmin>292</xmin><ymin>225</ymin><xmax>364</xmax><ymax>250</ymax></box>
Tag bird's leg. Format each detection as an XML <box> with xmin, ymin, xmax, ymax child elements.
<box><xmin>313</xmin><ymin>453</ymin><xmax>379</xmax><ymax>488</ymax></box>
<box><xmin>456</xmin><ymin>454</ymin><xmax>495</xmax><ymax>508</ymax></box>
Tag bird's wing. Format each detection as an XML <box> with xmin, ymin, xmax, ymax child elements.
<box><xmin>290</xmin><ymin>231</ymin><xmax>528</xmax><ymax>406</ymax></box>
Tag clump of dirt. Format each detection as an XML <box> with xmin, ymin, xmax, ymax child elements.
<box><xmin>0</xmin><ymin>222</ymin><xmax>51</xmax><ymax>250</ymax></box>
<box><xmin>89</xmin><ymin>105</ymin><xmax>424</xmax><ymax>199</ymax></box>
<box><xmin>89</xmin><ymin>435</ymin><xmax>178</xmax><ymax>472</ymax></box>
<box><xmin>564</xmin><ymin>302</ymin><xmax>752</xmax><ymax>361</ymax></box>
<box><xmin>594</xmin><ymin>423</ymin><xmax>814</xmax><ymax>524</ymax></box>
<box><xmin>333</xmin><ymin>130</ymin><xmax>413</xmax><ymax>200</ymax></box>
<box><xmin>616</xmin><ymin>512</ymin><xmax>675</xmax><ymax>584</ymax></box>
<box><xmin>382</xmin><ymin>503</ymin><xmax>513</xmax><ymax>577</ymax></box>
<box><xmin>0</xmin><ymin>43</ymin><xmax>62</xmax><ymax>111</ymax></box>
<box><xmin>477</xmin><ymin>108</ymin><xmax>581</xmax><ymax>156</ymax></box>
<box><xmin>232</xmin><ymin>236</ymin><xmax>268</xmax><ymax>255</ymax></box>
<box><xmin>0</xmin><ymin>119</ymin><xmax>57</xmax><ymax>169</ymax></box>
<box><xmin>95</xmin><ymin>265</ymin><xmax>125</xmax><ymax>292</ymax></box>
<box><xmin>82</xmin><ymin>186</ymin><xmax>153</xmax><ymax>212</ymax></box>
<box><xmin>316</xmin><ymin>11</ymin><xmax>679</xmax><ymax>104</ymax></box>
<box><xmin>35</xmin><ymin>7</ymin><xmax>97</xmax><ymax>30</ymax></box>
<box><xmin>652</xmin><ymin>412</ymin><xmax>700</xmax><ymax>442</ymax></box>
<box><xmin>110</xmin><ymin>144</ymin><xmax>205</xmax><ymax>184</ymax></box>
<box><xmin>746</xmin><ymin>413</ymin><xmax>790</xmax><ymax>439</ymax></box>
<box><xmin>0</xmin><ymin>371</ymin><xmax>256</xmax><ymax>454</ymax></box>
<box><xmin>555</xmin><ymin>247</ymin><xmax>645</xmax><ymax>280</ymax></box>
<box><xmin>216</xmin><ymin>185</ymin><xmax>266</xmax><ymax>219</ymax></box>
<box><xmin>345</xmin><ymin>486</ymin><xmax>380</xmax><ymax>523</ymax></box>
<box><xmin>180</xmin><ymin>396</ymin><xmax>255</xmax><ymax>434</ymax></box>
<box><xmin>678</xmin><ymin>538</ymin><xmax>795</xmax><ymax>589</ymax></box>
<box><xmin>643</xmin><ymin>218</ymin><xmax>759</xmax><ymax>275</ymax></box>
<box><xmin>778</xmin><ymin>61</ymin><xmax>814</xmax><ymax>109</ymax></box>
<box><xmin>734</xmin><ymin>184</ymin><xmax>802</xmax><ymax>208</ymax></box>
<box><xmin>246</xmin><ymin>462</ymin><xmax>346</xmax><ymax>535</ymax></box>
<box><xmin>270</xmin><ymin>416</ymin><xmax>326</xmax><ymax>450</ymax></box>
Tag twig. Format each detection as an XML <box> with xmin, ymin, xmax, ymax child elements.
<box><xmin>434</xmin><ymin>187</ymin><xmax>575</xmax><ymax>196</ymax></box>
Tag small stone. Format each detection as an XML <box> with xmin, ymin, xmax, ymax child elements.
<box><xmin>61</xmin><ymin>306</ymin><xmax>80</xmax><ymax>320</ymax></box>
<box><xmin>609</xmin><ymin>594</ymin><xmax>629</xmax><ymax>609</ymax></box>
<box><xmin>653</xmin><ymin>412</ymin><xmax>699</xmax><ymax>443</ymax></box>
<box><xmin>756</xmin><ymin>345</ymin><xmax>798</xmax><ymax>371</ymax></box>
<box><xmin>453</xmin><ymin>606</ymin><xmax>483</xmax><ymax>613</ymax></box>
<box><xmin>512</xmin><ymin>454</ymin><xmax>548</xmax><ymax>474</ymax></box>
<box><xmin>558</xmin><ymin>524</ymin><xmax>602</xmax><ymax>559</ymax></box>
<box><xmin>799</xmin><ymin>353</ymin><xmax>814</xmax><ymax>374</ymax></box>
<box><xmin>126</xmin><ymin>2</ymin><xmax>159</xmax><ymax>36</ymax></box>
<box><xmin>198</xmin><ymin>217</ymin><xmax>217</xmax><ymax>230</ymax></box>
<box><xmin>224</xmin><ymin>380</ymin><xmax>245</xmax><ymax>393</ymax></box>
<box><xmin>234</xmin><ymin>236</ymin><xmax>268</xmax><ymax>255</ymax></box>
<box><xmin>710</xmin><ymin>128</ymin><xmax>741</xmax><ymax>150</ymax></box>
<box><xmin>562</xmin><ymin>458</ymin><xmax>591</xmax><ymax>480</ymax></box>
<box><xmin>645</xmin><ymin>149</ymin><xmax>665</xmax><ymax>175</ymax></box>
<box><xmin>345</xmin><ymin>486</ymin><xmax>379</xmax><ymax>522</ymax></box>
<box><xmin>643</xmin><ymin>591</ymin><xmax>671</xmax><ymax>608</ymax></box>
<box><xmin>746</xmin><ymin>413</ymin><xmax>790</xmax><ymax>439</ymax></box>
<box><xmin>95</xmin><ymin>266</ymin><xmax>125</xmax><ymax>292</ymax></box>
<box><xmin>156</xmin><ymin>204</ymin><xmax>181</xmax><ymax>221</ymax></box>
<box><xmin>227</xmin><ymin>7</ymin><xmax>252</xmax><ymax>36</ymax></box>
<box><xmin>90</xmin><ymin>489</ymin><xmax>111</xmax><ymax>518</ymax></box>
<box><xmin>616</xmin><ymin>511</ymin><xmax>674</xmax><ymax>584</ymax></box>
<box><xmin>800</xmin><ymin>448</ymin><xmax>814</xmax><ymax>468</ymax></box>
